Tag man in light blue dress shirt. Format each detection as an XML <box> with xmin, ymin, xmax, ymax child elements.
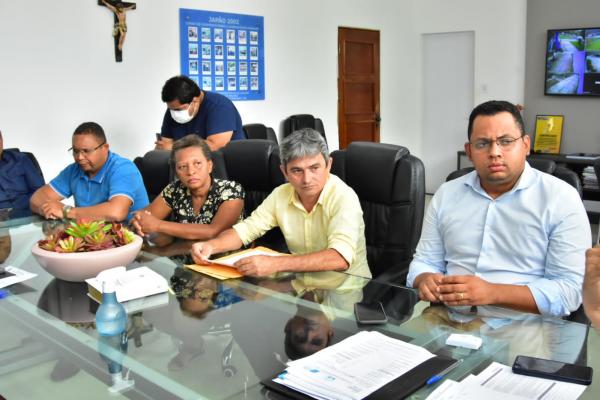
<box><xmin>407</xmin><ymin>101</ymin><xmax>590</xmax><ymax>317</ymax></box>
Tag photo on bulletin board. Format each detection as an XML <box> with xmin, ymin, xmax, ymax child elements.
<box><xmin>533</xmin><ymin>115</ymin><xmax>564</xmax><ymax>154</ymax></box>
<box><xmin>179</xmin><ymin>9</ymin><xmax>265</xmax><ymax>101</ymax></box>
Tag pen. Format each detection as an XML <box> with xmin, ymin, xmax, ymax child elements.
<box><xmin>426</xmin><ymin>358</ymin><xmax>464</xmax><ymax>385</ymax></box>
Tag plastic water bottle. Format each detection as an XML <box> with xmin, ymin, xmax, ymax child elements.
<box><xmin>95</xmin><ymin>280</ymin><xmax>127</xmax><ymax>336</ymax></box>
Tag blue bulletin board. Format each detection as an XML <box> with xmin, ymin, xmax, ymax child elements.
<box><xmin>179</xmin><ymin>9</ymin><xmax>265</xmax><ymax>101</ymax></box>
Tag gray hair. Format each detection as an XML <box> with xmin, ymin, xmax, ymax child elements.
<box><xmin>279</xmin><ymin>128</ymin><xmax>329</xmax><ymax>168</ymax></box>
<box><xmin>170</xmin><ymin>134</ymin><xmax>212</xmax><ymax>165</ymax></box>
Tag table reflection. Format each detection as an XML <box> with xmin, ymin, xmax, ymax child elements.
<box><xmin>414</xmin><ymin>304</ymin><xmax>589</xmax><ymax>366</ymax></box>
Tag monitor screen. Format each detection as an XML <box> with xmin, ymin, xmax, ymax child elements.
<box><xmin>545</xmin><ymin>27</ymin><xmax>600</xmax><ymax>96</ymax></box>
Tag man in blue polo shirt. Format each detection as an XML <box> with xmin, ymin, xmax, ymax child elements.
<box><xmin>30</xmin><ymin>122</ymin><xmax>148</xmax><ymax>222</ymax></box>
<box><xmin>155</xmin><ymin>75</ymin><xmax>244</xmax><ymax>151</ymax></box>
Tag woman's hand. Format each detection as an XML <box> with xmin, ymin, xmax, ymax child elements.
<box><xmin>133</xmin><ymin>210</ymin><xmax>162</xmax><ymax>235</ymax></box>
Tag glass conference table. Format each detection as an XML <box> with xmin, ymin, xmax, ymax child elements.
<box><xmin>0</xmin><ymin>217</ymin><xmax>598</xmax><ymax>399</ymax></box>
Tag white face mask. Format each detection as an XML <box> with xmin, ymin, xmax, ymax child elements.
<box><xmin>170</xmin><ymin>107</ymin><xmax>194</xmax><ymax>124</ymax></box>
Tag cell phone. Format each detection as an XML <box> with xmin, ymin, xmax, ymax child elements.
<box><xmin>512</xmin><ymin>355</ymin><xmax>593</xmax><ymax>385</ymax></box>
<box><xmin>155</xmin><ymin>133</ymin><xmax>162</xmax><ymax>141</ymax></box>
<box><xmin>354</xmin><ymin>301</ymin><xmax>388</xmax><ymax>325</ymax></box>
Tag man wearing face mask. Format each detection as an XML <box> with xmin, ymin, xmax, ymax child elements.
<box><xmin>155</xmin><ymin>75</ymin><xmax>244</xmax><ymax>151</ymax></box>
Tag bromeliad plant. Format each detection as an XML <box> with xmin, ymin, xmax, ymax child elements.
<box><xmin>38</xmin><ymin>219</ymin><xmax>135</xmax><ymax>253</ymax></box>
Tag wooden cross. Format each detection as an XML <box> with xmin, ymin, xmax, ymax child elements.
<box><xmin>98</xmin><ymin>0</ymin><xmax>136</xmax><ymax>62</ymax></box>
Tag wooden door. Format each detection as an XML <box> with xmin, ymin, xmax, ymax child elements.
<box><xmin>338</xmin><ymin>27</ymin><xmax>380</xmax><ymax>148</ymax></box>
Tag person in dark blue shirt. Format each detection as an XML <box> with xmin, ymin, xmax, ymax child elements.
<box><xmin>0</xmin><ymin>129</ymin><xmax>44</xmax><ymax>217</ymax></box>
<box><xmin>155</xmin><ymin>75</ymin><xmax>244</xmax><ymax>151</ymax></box>
<box><xmin>30</xmin><ymin>122</ymin><xmax>149</xmax><ymax>222</ymax></box>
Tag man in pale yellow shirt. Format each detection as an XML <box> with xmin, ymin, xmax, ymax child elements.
<box><xmin>191</xmin><ymin>128</ymin><xmax>370</xmax><ymax>278</ymax></box>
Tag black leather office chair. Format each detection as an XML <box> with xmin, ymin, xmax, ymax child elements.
<box><xmin>209</xmin><ymin>150</ymin><xmax>229</xmax><ymax>180</ymax></box>
<box><xmin>527</xmin><ymin>158</ymin><xmax>556</xmax><ymax>174</ymax></box>
<box><xmin>243</xmin><ymin>123</ymin><xmax>278</xmax><ymax>144</ymax></box>
<box><xmin>595</xmin><ymin>159</ymin><xmax>600</xmax><ymax>189</ymax></box>
<box><xmin>330</xmin><ymin>142</ymin><xmax>426</xmax><ymax>284</ymax></box>
<box><xmin>220</xmin><ymin>139</ymin><xmax>287</xmax><ymax>251</ymax></box>
<box><xmin>445</xmin><ymin>167</ymin><xmax>474</xmax><ymax>182</ymax></box>
<box><xmin>134</xmin><ymin>150</ymin><xmax>172</xmax><ymax>201</ymax></box>
<box><xmin>554</xmin><ymin>166</ymin><xmax>583</xmax><ymax>198</ymax></box>
<box><xmin>329</xmin><ymin>151</ymin><xmax>346</xmax><ymax>182</ymax></box>
<box><xmin>281</xmin><ymin>114</ymin><xmax>326</xmax><ymax>143</ymax></box>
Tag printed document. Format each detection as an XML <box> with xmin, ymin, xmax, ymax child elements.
<box><xmin>427</xmin><ymin>362</ymin><xmax>587</xmax><ymax>400</ymax></box>
<box><xmin>274</xmin><ymin>330</ymin><xmax>435</xmax><ymax>400</ymax></box>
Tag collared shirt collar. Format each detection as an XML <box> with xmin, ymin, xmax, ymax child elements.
<box><xmin>78</xmin><ymin>151</ymin><xmax>113</xmax><ymax>183</ymax></box>
<box><xmin>465</xmin><ymin>162</ymin><xmax>535</xmax><ymax>199</ymax></box>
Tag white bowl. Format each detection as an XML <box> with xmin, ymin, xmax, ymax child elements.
<box><xmin>31</xmin><ymin>235</ymin><xmax>143</xmax><ymax>282</ymax></box>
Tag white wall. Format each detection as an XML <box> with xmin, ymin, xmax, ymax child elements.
<box><xmin>413</xmin><ymin>0</ymin><xmax>527</xmax><ymax>160</ymax></box>
<box><xmin>0</xmin><ymin>0</ymin><xmax>526</xmax><ymax>182</ymax></box>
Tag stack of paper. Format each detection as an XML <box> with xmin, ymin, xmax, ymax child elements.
<box><xmin>274</xmin><ymin>330</ymin><xmax>436</xmax><ymax>400</ymax></box>
<box><xmin>427</xmin><ymin>362</ymin><xmax>588</xmax><ymax>400</ymax></box>
<box><xmin>86</xmin><ymin>266</ymin><xmax>168</xmax><ymax>303</ymax></box>
<box><xmin>582</xmin><ymin>166</ymin><xmax>598</xmax><ymax>190</ymax></box>
<box><xmin>86</xmin><ymin>266</ymin><xmax>169</xmax><ymax>313</ymax></box>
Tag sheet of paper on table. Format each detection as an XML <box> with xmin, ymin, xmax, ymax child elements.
<box><xmin>426</xmin><ymin>362</ymin><xmax>587</xmax><ymax>400</ymax></box>
<box><xmin>0</xmin><ymin>266</ymin><xmax>37</xmax><ymax>289</ymax></box>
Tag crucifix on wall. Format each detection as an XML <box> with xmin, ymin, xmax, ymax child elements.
<box><xmin>98</xmin><ymin>0</ymin><xmax>136</xmax><ymax>62</ymax></box>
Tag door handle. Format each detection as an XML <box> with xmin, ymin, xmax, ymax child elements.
<box><xmin>375</xmin><ymin>113</ymin><xmax>381</xmax><ymax>126</ymax></box>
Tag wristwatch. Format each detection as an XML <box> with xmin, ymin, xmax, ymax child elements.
<box><xmin>62</xmin><ymin>205</ymin><xmax>73</xmax><ymax>220</ymax></box>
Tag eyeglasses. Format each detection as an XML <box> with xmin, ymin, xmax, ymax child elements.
<box><xmin>469</xmin><ymin>135</ymin><xmax>525</xmax><ymax>151</ymax></box>
<box><xmin>68</xmin><ymin>142</ymin><xmax>106</xmax><ymax>157</ymax></box>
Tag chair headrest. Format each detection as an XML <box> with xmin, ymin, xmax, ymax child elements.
<box><xmin>528</xmin><ymin>158</ymin><xmax>556</xmax><ymax>174</ymax></box>
<box><xmin>210</xmin><ymin>150</ymin><xmax>228</xmax><ymax>180</ymax></box>
<box><xmin>222</xmin><ymin>139</ymin><xmax>285</xmax><ymax>190</ymax></box>
<box><xmin>346</xmin><ymin>142</ymin><xmax>410</xmax><ymax>203</ymax></box>
<box><xmin>289</xmin><ymin>114</ymin><xmax>316</xmax><ymax>130</ymax></box>
<box><xmin>243</xmin><ymin>124</ymin><xmax>267</xmax><ymax>138</ymax></box>
<box><xmin>142</xmin><ymin>150</ymin><xmax>171</xmax><ymax>195</ymax></box>
<box><xmin>446</xmin><ymin>167</ymin><xmax>475</xmax><ymax>182</ymax></box>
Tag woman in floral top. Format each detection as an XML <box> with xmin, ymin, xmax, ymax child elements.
<box><xmin>132</xmin><ymin>135</ymin><xmax>244</xmax><ymax>245</ymax></box>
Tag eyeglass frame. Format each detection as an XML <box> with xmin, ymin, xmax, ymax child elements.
<box><xmin>68</xmin><ymin>141</ymin><xmax>106</xmax><ymax>157</ymax></box>
<box><xmin>468</xmin><ymin>135</ymin><xmax>526</xmax><ymax>151</ymax></box>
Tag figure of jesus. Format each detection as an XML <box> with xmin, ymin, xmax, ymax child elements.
<box><xmin>101</xmin><ymin>0</ymin><xmax>136</xmax><ymax>51</ymax></box>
